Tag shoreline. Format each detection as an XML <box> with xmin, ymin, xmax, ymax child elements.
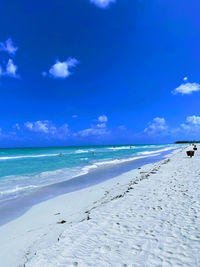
<box><xmin>0</xmin><ymin>148</ymin><xmax>176</xmax><ymax>226</ymax></box>
<box><xmin>1</xmin><ymin>145</ymin><xmax>200</xmax><ymax>266</ymax></box>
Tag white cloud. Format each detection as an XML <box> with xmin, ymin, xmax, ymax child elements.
<box><xmin>98</xmin><ymin>115</ymin><xmax>108</xmax><ymax>122</ymax></box>
<box><xmin>144</xmin><ymin>117</ymin><xmax>168</xmax><ymax>135</ymax></box>
<box><xmin>46</xmin><ymin>58</ymin><xmax>79</xmax><ymax>79</ymax></box>
<box><xmin>0</xmin><ymin>38</ymin><xmax>18</xmax><ymax>55</ymax></box>
<box><xmin>186</xmin><ymin>115</ymin><xmax>200</xmax><ymax>125</ymax></box>
<box><xmin>76</xmin><ymin>127</ymin><xmax>109</xmax><ymax>137</ymax></box>
<box><xmin>90</xmin><ymin>0</ymin><xmax>116</xmax><ymax>8</ymax></box>
<box><xmin>0</xmin><ymin>39</ymin><xmax>19</xmax><ymax>78</ymax></box>
<box><xmin>0</xmin><ymin>59</ymin><xmax>19</xmax><ymax>78</ymax></box>
<box><xmin>97</xmin><ymin>123</ymin><xmax>106</xmax><ymax>128</ymax></box>
<box><xmin>172</xmin><ymin>82</ymin><xmax>200</xmax><ymax>95</ymax></box>
<box><xmin>181</xmin><ymin>123</ymin><xmax>191</xmax><ymax>131</ymax></box>
<box><xmin>6</xmin><ymin>59</ymin><xmax>18</xmax><ymax>77</ymax></box>
<box><xmin>24</xmin><ymin>120</ymin><xmax>56</xmax><ymax>134</ymax></box>
<box><xmin>24</xmin><ymin>120</ymin><xmax>70</xmax><ymax>139</ymax></box>
<box><xmin>180</xmin><ymin>115</ymin><xmax>200</xmax><ymax>135</ymax></box>
<box><xmin>76</xmin><ymin>115</ymin><xmax>109</xmax><ymax>137</ymax></box>
<box><xmin>183</xmin><ymin>77</ymin><xmax>188</xmax><ymax>81</ymax></box>
<box><xmin>24</xmin><ymin>122</ymin><xmax>33</xmax><ymax>130</ymax></box>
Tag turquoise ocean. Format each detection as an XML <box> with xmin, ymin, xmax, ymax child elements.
<box><xmin>0</xmin><ymin>144</ymin><xmax>179</xmax><ymax>203</ymax></box>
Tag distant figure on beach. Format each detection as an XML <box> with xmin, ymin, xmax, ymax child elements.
<box><xmin>92</xmin><ymin>152</ymin><xmax>95</xmax><ymax>156</ymax></box>
<box><xmin>59</xmin><ymin>153</ymin><xmax>62</xmax><ymax>157</ymax></box>
<box><xmin>130</xmin><ymin>146</ymin><xmax>132</xmax><ymax>149</ymax></box>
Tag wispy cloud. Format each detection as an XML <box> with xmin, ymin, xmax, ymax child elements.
<box><xmin>180</xmin><ymin>115</ymin><xmax>200</xmax><ymax>136</ymax></box>
<box><xmin>76</xmin><ymin>114</ymin><xmax>109</xmax><ymax>137</ymax></box>
<box><xmin>0</xmin><ymin>38</ymin><xmax>18</xmax><ymax>55</ymax></box>
<box><xmin>4</xmin><ymin>114</ymin><xmax>200</xmax><ymax>143</ymax></box>
<box><xmin>76</xmin><ymin>127</ymin><xmax>109</xmax><ymax>137</ymax></box>
<box><xmin>144</xmin><ymin>117</ymin><xmax>168</xmax><ymax>135</ymax></box>
<box><xmin>144</xmin><ymin>115</ymin><xmax>200</xmax><ymax>138</ymax></box>
<box><xmin>24</xmin><ymin>120</ymin><xmax>56</xmax><ymax>134</ymax></box>
<box><xmin>22</xmin><ymin>115</ymin><xmax>110</xmax><ymax>139</ymax></box>
<box><xmin>172</xmin><ymin>82</ymin><xmax>200</xmax><ymax>95</ymax></box>
<box><xmin>43</xmin><ymin>58</ymin><xmax>79</xmax><ymax>79</ymax></box>
<box><xmin>24</xmin><ymin>120</ymin><xmax>70</xmax><ymax>139</ymax></box>
<box><xmin>90</xmin><ymin>0</ymin><xmax>116</xmax><ymax>8</ymax></box>
<box><xmin>186</xmin><ymin>115</ymin><xmax>200</xmax><ymax>125</ymax></box>
<box><xmin>0</xmin><ymin>38</ymin><xmax>19</xmax><ymax>79</ymax></box>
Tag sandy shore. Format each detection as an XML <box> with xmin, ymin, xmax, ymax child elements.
<box><xmin>0</xmin><ymin>146</ymin><xmax>200</xmax><ymax>266</ymax></box>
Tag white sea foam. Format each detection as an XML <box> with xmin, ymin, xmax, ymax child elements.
<box><xmin>138</xmin><ymin>151</ymin><xmax>157</xmax><ymax>155</ymax></box>
<box><xmin>95</xmin><ymin>154</ymin><xmax>161</xmax><ymax>166</ymax></box>
<box><xmin>0</xmin><ymin>185</ymin><xmax>38</xmax><ymax>196</ymax></box>
<box><xmin>75</xmin><ymin>150</ymin><xmax>89</xmax><ymax>154</ymax></box>
<box><xmin>136</xmin><ymin>145</ymin><xmax>166</xmax><ymax>149</ymax></box>
<box><xmin>107</xmin><ymin>146</ymin><xmax>135</xmax><ymax>150</ymax></box>
<box><xmin>138</xmin><ymin>147</ymin><xmax>176</xmax><ymax>156</ymax></box>
<box><xmin>0</xmin><ymin>154</ymin><xmax>58</xmax><ymax>160</ymax></box>
<box><xmin>0</xmin><ymin>168</ymin><xmax>84</xmax><ymax>199</ymax></box>
<box><xmin>80</xmin><ymin>158</ymin><xmax>89</xmax><ymax>161</ymax></box>
<box><xmin>81</xmin><ymin>153</ymin><xmax>161</xmax><ymax>173</ymax></box>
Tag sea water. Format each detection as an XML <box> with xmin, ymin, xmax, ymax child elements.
<box><xmin>0</xmin><ymin>144</ymin><xmax>179</xmax><ymax>203</ymax></box>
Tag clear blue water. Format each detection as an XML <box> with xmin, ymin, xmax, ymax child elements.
<box><xmin>0</xmin><ymin>144</ymin><xmax>179</xmax><ymax>202</ymax></box>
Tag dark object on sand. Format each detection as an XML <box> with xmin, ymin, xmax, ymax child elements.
<box><xmin>193</xmin><ymin>147</ymin><xmax>197</xmax><ymax>151</ymax></box>
<box><xmin>57</xmin><ymin>220</ymin><xmax>66</xmax><ymax>224</ymax></box>
<box><xmin>186</xmin><ymin>150</ymin><xmax>194</xmax><ymax>157</ymax></box>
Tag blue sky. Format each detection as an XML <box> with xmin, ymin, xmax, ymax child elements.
<box><xmin>0</xmin><ymin>0</ymin><xmax>200</xmax><ymax>147</ymax></box>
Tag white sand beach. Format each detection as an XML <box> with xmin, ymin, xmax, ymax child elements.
<box><xmin>0</xmin><ymin>146</ymin><xmax>200</xmax><ymax>267</ymax></box>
